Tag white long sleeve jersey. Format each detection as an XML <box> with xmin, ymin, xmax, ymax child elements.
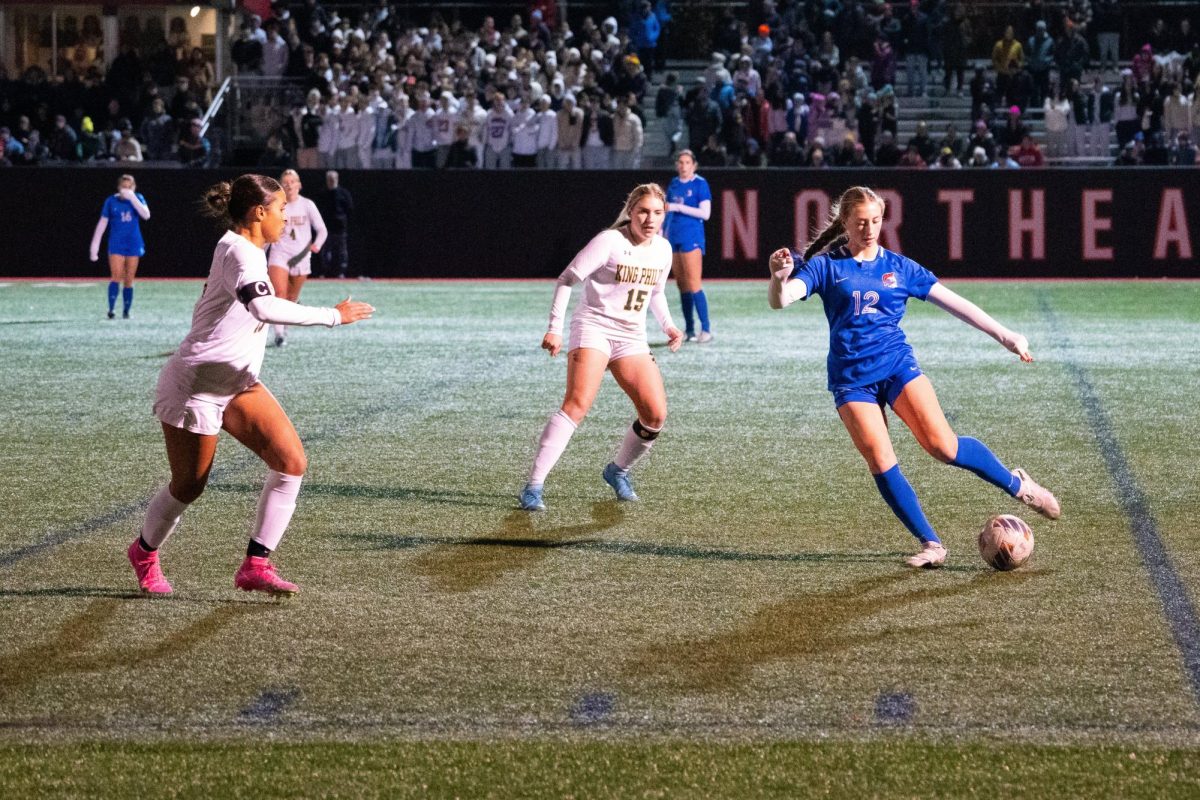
<box><xmin>549</xmin><ymin>229</ymin><xmax>675</xmax><ymax>340</ymax></box>
<box><xmin>268</xmin><ymin>196</ymin><xmax>328</xmax><ymax>264</ymax></box>
<box><xmin>165</xmin><ymin>231</ymin><xmax>339</xmax><ymax>401</ymax></box>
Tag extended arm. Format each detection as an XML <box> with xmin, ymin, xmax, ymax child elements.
<box><xmin>248</xmin><ymin>294</ymin><xmax>341</xmax><ymax>327</ymax></box>
<box><xmin>666</xmin><ymin>199</ymin><xmax>711</xmax><ymax>220</ymax></box>
<box><xmin>766</xmin><ymin>247</ymin><xmax>808</xmax><ymax>309</ymax></box>
<box><xmin>89</xmin><ymin>217</ymin><xmax>108</xmax><ymax>261</ymax></box>
<box><xmin>649</xmin><ymin>280</ymin><xmax>684</xmax><ymax>351</ymax></box>
<box><xmin>926</xmin><ymin>282</ymin><xmax>1032</xmax><ymax>361</ymax></box>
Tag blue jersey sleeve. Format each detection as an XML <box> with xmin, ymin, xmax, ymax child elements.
<box><xmin>101</xmin><ymin>196</ymin><xmax>115</xmax><ymax>219</ymax></box>
<box><xmin>789</xmin><ymin>252</ymin><xmax>828</xmax><ymax>300</ymax></box>
<box><xmin>695</xmin><ymin>177</ymin><xmax>712</xmax><ymax>204</ymax></box>
<box><xmin>902</xmin><ymin>256</ymin><xmax>938</xmax><ymax>300</ymax></box>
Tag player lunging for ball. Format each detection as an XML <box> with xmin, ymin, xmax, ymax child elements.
<box><xmin>128</xmin><ymin>174</ymin><xmax>373</xmax><ymax>596</ymax></box>
<box><xmin>519</xmin><ymin>183</ymin><xmax>685</xmax><ymax>511</ymax></box>
<box><xmin>768</xmin><ymin>185</ymin><xmax>1060</xmax><ymax>568</ymax></box>
<box><xmin>266</xmin><ymin>169</ymin><xmax>328</xmax><ymax>347</ymax></box>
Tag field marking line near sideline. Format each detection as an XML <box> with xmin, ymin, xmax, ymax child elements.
<box><xmin>1039</xmin><ymin>293</ymin><xmax>1200</xmax><ymax>710</ymax></box>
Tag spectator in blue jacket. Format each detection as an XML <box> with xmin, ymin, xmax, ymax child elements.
<box><xmin>631</xmin><ymin>2</ymin><xmax>662</xmax><ymax>81</ymax></box>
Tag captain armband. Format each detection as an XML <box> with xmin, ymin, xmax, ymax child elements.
<box><xmin>236</xmin><ymin>280</ymin><xmax>272</xmax><ymax>307</ymax></box>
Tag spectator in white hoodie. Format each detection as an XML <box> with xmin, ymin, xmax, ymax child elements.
<box><xmin>409</xmin><ymin>91</ymin><xmax>437</xmax><ymax>168</ymax></box>
<box><xmin>612</xmin><ymin>95</ymin><xmax>644</xmax><ymax>169</ymax></box>
<box><xmin>317</xmin><ymin>95</ymin><xmax>340</xmax><ymax>168</ymax></box>
<box><xmin>458</xmin><ymin>93</ymin><xmax>489</xmax><ymax>165</ymax></box>
<box><xmin>483</xmin><ymin>92</ymin><xmax>514</xmax><ymax>169</ymax></box>
<box><xmin>432</xmin><ymin>91</ymin><xmax>459</xmax><ymax>167</ymax></box>
<box><xmin>555</xmin><ymin>93</ymin><xmax>584</xmax><ymax>169</ymax></box>
<box><xmin>535</xmin><ymin>95</ymin><xmax>559</xmax><ymax>168</ymax></box>
<box><xmin>333</xmin><ymin>93</ymin><xmax>359</xmax><ymax>169</ymax></box>
<box><xmin>511</xmin><ymin>95</ymin><xmax>541</xmax><ymax>167</ymax></box>
<box><xmin>392</xmin><ymin>93</ymin><xmax>414</xmax><ymax>169</ymax></box>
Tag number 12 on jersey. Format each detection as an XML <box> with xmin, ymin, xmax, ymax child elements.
<box><xmin>623</xmin><ymin>288</ymin><xmax>648</xmax><ymax>312</ymax></box>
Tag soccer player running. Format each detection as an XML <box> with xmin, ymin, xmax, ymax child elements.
<box><xmin>663</xmin><ymin>150</ymin><xmax>714</xmax><ymax>342</ymax></box>
<box><xmin>127</xmin><ymin>174</ymin><xmax>373</xmax><ymax>596</ymax></box>
<box><xmin>90</xmin><ymin>174</ymin><xmax>149</xmax><ymax>319</ymax></box>
<box><xmin>520</xmin><ymin>184</ymin><xmax>685</xmax><ymax>511</ymax></box>
<box><xmin>767</xmin><ymin>186</ymin><xmax>1060</xmax><ymax>568</ymax></box>
<box><xmin>266</xmin><ymin>169</ymin><xmax>328</xmax><ymax>346</ymax></box>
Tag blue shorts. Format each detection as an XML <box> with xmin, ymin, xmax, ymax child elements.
<box><xmin>108</xmin><ymin>243</ymin><xmax>145</xmax><ymax>258</ymax></box>
<box><xmin>832</xmin><ymin>356</ymin><xmax>924</xmax><ymax>409</ymax></box>
<box><xmin>669</xmin><ymin>240</ymin><xmax>705</xmax><ymax>255</ymax></box>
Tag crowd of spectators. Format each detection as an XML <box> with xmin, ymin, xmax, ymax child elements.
<box><xmin>0</xmin><ymin>14</ymin><xmax>217</xmax><ymax>167</ymax></box>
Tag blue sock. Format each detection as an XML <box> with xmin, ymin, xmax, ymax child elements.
<box><xmin>873</xmin><ymin>464</ymin><xmax>940</xmax><ymax>543</ymax></box>
<box><xmin>679</xmin><ymin>291</ymin><xmax>695</xmax><ymax>335</ymax></box>
<box><xmin>950</xmin><ymin>436</ymin><xmax>1021</xmax><ymax>496</ymax></box>
<box><xmin>122</xmin><ymin>286</ymin><xmax>133</xmax><ymax>315</ymax></box>
<box><xmin>693</xmin><ymin>289</ymin><xmax>711</xmax><ymax>333</ymax></box>
<box><xmin>107</xmin><ymin>281</ymin><xmax>119</xmax><ymax>313</ymax></box>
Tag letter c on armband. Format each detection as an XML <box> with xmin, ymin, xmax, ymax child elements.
<box><xmin>236</xmin><ymin>280</ymin><xmax>272</xmax><ymax>307</ymax></box>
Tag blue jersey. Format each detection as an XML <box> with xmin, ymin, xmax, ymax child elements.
<box><xmin>791</xmin><ymin>246</ymin><xmax>938</xmax><ymax>391</ymax></box>
<box><xmin>101</xmin><ymin>193</ymin><xmax>147</xmax><ymax>257</ymax></box>
<box><xmin>663</xmin><ymin>175</ymin><xmax>711</xmax><ymax>247</ymax></box>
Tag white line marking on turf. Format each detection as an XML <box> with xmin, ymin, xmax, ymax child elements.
<box><xmin>31</xmin><ymin>282</ymin><xmax>100</xmax><ymax>288</ymax></box>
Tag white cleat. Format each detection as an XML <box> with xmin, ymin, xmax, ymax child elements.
<box><xmin>1013</xmin><ymin>468</ymin><xmax>1061</xmax><ymax>520</ymax></box>
<box><xmin>697</xmin><ymin>331</ymin><xmax>714</xmax><ymax>344</ymax></box>
<box><xmin>906</xmin><ymin>540</ymin><xmax>947</xmax><ymax>569</ymax></box>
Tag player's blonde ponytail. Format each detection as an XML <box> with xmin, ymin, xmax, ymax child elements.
<box><xmin>609</xmin><ymin>183</ymin><xmax>667</xmax><ymax>230</ymax></box>
<box><xmin>802</xmin><ymin>186</ymin><xmax>886</xmax><ymax>261</ymax></box>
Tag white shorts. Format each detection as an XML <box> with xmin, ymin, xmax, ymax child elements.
<box><xmin>152</xmin><ymin>363</ymin><xmax>253</xmax><ymax>436</ymax></box>
<box><xmin>269</xmin><ymin>252</ymin><xmax>312</xmax><ymax>278</ymax></box>
<box><xmin>568</xmin><ymin>325</ymin><xmax>651</xmax><ymax>362</ymax></box>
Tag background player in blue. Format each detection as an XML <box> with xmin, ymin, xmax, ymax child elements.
<box><xmin>90</xmin><ymin>174</ymin><xmax>149</xmax><ymax>319</ymax></box>
<box><xmin>662</xmin><ymin>150</ymin><xmax>713</xmax><ymax>343</ymax></box>
<box><xmin>767</xmin><ymin>186</ymin><xmax>1061</xmax><ymax>568</ymax></box>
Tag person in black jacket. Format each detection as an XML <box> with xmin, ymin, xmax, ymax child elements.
<box><xmin>316</xmin><ymin>170</ymin><xmax>354</xmax><ymax>278</ymax></box>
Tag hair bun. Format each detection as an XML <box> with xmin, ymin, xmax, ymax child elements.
<box><xmin>204</xmin><ymin>181</ymin><xmax>232</xmax><ymax>215</ymax></box>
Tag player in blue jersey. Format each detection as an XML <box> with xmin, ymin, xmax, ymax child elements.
<box><xmin>662</xmin><ymin>150</ymin><xmax>713</xmax><ymax>343</ymax></box>
<box><xmin>90</xmin><ymin>174</ymin><xmax>150</xmax><ymax>319</ymax></box>
<box><xmin>767</xmin><ymin>186</ymin><xmax>1060</xmax><ymax>568</ymax></box>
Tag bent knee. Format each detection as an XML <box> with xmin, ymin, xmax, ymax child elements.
<box><xmin>267</xmin><ymin>448</ymin><xmax>307</xmax><ymax>476</ymax></box>
<box><xmin>638</xmin><ymin>411</ymin><xmax>667</xmax><ymax>431</ymax></box>
<box><xmin>560</xmin><ymin>401</ymin><xmax>590</xmax><ymax>424</ymax></box>
<box><xmin>169</xmin><ymin>480</ymin><xmax>207</xmax><ymax>504</ymax></box>
<box><xmin>925</xmin><ymin>437</ymin><xmax>958</xmax><ymax>464</ymax></box>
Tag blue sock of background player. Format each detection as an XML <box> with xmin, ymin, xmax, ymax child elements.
<box><xmin>949</xmin><ymin>436</ymin><xmax>1022</xmax><ymax>495</ymax></box>
<box><xmin>873</xmin><ymin>464</ymin><xmax>941</xmax><ymax>544</ymax></box>
<box><xmin>122</xmin><ymin>286</ymin><xmax>134</xmax><ymax>317</ymax></box>
<box><xmin>107</xmin><ymin>281</ymin><xmax>119</xmax><ymax>316</ymax></box>
<box><xmin>693</xmin><ymin>289</ymin><xmax>711</xmax><ymax>333</ymax></box>
<box><xmin>679</xmin><ymin>291</ymin><xmax>695</xmax><ymax>336</ymax></box>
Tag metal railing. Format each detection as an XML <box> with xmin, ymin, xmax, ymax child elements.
<box><xmin>199</xmin><ymin>77</ymin><xmax>232</xmax><ymax>139</ymax></box>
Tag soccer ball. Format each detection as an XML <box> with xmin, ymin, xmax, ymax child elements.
<box><xmin>978</xmin><ymin>514</ymin><xmax>1035</xmax><ymax>571</ymax></box>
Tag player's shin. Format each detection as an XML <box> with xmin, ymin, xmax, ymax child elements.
<box><xmin>613</xmin><ymin>419</ymin><xmax>661</xmax><ymax>472</ymax></box>
<box><xmin>140</xmin><ymin>485</ymin><xmax>189</xmax><ymax>550</ymax></box>
<box><xmin>529</xmin><ymin>410</ymin><xmax>578</xmax><ymax>485</ymax></box>
<box><xmin>950</xmin><ymin>436</ymin><xmax>1022</xmax><ymax>496</ymax></box>
<box><xmin>873</xmin><ymin>464</ymin><xmax>940</xmax><ymax>543</ymax></box>
<box><xmin>250</xmin><ymin>470</ymin><xmax>303</xmax><ymax>552</ymax></box>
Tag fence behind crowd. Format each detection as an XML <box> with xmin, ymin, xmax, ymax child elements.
<box><xmin>2</xmin><ymin>167</ymin><xmax>1195</xmax><ymax>280</ymax></box>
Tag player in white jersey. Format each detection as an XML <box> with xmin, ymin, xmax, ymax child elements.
<box><xmin>519</xmin><ymin>184</ymin><xmax>684</xmax><ymax>511</ymax></box>
<box><xmin>126</xmin><ymin>174</ymin><xmax>373</xmax><ymax>597</ymax></box>
<box><xmin>266</xmin><ymin>169</ymin><xmax>328</xmax><ymax>346</ymax></box>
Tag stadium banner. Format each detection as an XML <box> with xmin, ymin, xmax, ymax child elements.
<box><xmin>3</xmin><ymin>168</ymin><xmax>1197</xmax><ymax>279</ymax></box>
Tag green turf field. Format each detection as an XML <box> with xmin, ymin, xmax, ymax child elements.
<box><xmin>1</xmin><ymin>278</ymin><xmax>1198</xmax><ymax>798</ymax></box>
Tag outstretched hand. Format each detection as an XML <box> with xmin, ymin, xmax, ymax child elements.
<box><xmin>769</xmin><ymin>247</ymin><xmax>794</xmax><ymax>281</ymax></box>
<box><xmin>665</xmin><ymin>326</ymin><xmax>684</xmax><ymax>352</ymax></box>
<box><xmin>1008</xmin><ymin>333</ymin><xmax>1034</xmax><ymax>362</ymax></box>
<box><xmin>542</xmin><ymin>332</ymin><xmax>563</xmax><ymax>357</ymax></box>
<box><xmin>336</xmin><ymin>296</ymin><xmax>374</xmax><ymax>324</ymax></box>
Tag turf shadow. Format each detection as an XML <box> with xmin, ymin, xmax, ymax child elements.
<box><xmin>207</xmin><ymin>481</ymin><xmax>510</xmax><ymax>508</ymax></box>
<box><xmin>0</xmin><ymin>599</ymin><xmax>271</xmax><ymax>702</ymax></box>
<box><xmin>402</xmin><ymin>502</ymin><xmax>625</xmax><ymax>592</ymax></box>
<box><xmin>0</xmin><ymin>319</ymin><xmax>62</xmax><ymax>325</ymax></box>
<box><xmin>625</xmin><ymin>569</ymin><xmax>1045</xmax><ymax>693</ymax></box>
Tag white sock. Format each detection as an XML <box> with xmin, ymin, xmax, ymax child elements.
<box><xmin>613</xmin><ymin>420</ymin><xmax>661</xmax><ymax>472</ymax></box>
<box><xmin>140</xmin><ymin>485</ymin><xmax>189</xmax><ymax>549</ymax></box>
<box><xmin>274</xmin><ymin>324</ymin><xmax>287</xmax><ymax>341</ymax></box>
<box><xmin>251</xmin><ymin>470</ymin><xmax>303</xmax><ymax>552</ymax></box>
<box><xmin>528</xmin><ymin>410</ymin><xmax>578</xmax><ymax>485</ymax></box>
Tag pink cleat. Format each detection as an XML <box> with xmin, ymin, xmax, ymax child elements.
<box><xmin>127</xmin><ymin>539</ymin><xmax>173</xmax><ymax>595</ymax></box>
<box><xmin>234</xmin><ymin>556</ymin><xmax>299</xmax><ymax>597</ymax></box>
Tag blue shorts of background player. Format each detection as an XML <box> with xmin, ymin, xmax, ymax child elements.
<box><xmin>833</xmin><ymin>354</ymin><xmax>923</xmax><ymax>409</ymax></box>
<box><xmin>669</xmin><ymin>239</ymin><xmax>705</xmax><ymax>256</ymax></box>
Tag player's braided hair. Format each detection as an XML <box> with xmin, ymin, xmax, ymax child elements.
<box><xmin>609</xmin><ymin>183</ymin><xmax>667</xmax><ymax>230</ymax></box>
<box><xmin>802</xmin><ymin>186</ymin><xmax>886</xmax><ymax>261</ymax></box>
<box><xmin>202</xmin><ymin>174</ymin><xmax>282</xmax><ymax>227</ymax></box>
